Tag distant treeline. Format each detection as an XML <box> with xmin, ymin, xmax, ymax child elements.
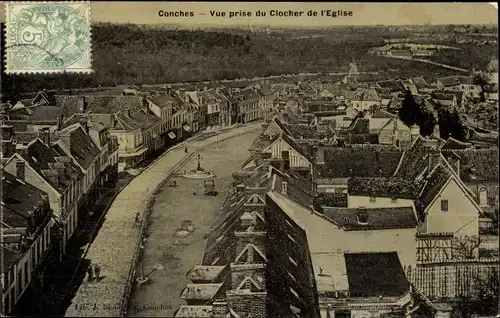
<box><xmin>0</xmin><ymin>23</ymin><xmax>489</xmax><ymax>101</ymax></box>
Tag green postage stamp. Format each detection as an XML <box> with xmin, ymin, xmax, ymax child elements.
<box><xmin>5</xmin><ymin>1</ymin><xmax>92</xmax><ymax>74</ymax></box>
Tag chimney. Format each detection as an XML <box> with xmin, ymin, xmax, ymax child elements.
<box><xmin>41</xmin><ymin>127</ymin><xmax>51</xmax><ymax>145</ymax></box>
<box><xmin>16</xmin><ymin>160</ymin><xmax>25</xmax><ymax>181</ymax></box>
<box><xmin>79</xmin><ymin>119</ymin><xmax>89</xmax><ymax>134</ymax></box>
<box><xmin>410</xmin><ymin>124</ymin><xmax>420</xmax><ymax>143</ymax></box>
<box><xmin>281</xmin><ymin>181</ymin><xmax>288</xmax><ymax>195</ymax></box>
<box><xmin>76</xmin><ymin>96</ymin><xmax>85</xmax><ymax>113</ymax></box>
<box><xmin>428</xmin><ymin>149</ymin><xmax>441</xmax><ymax>172</ymax></box>
<box><xmin>127</xmin><ymin>109</ymin><xmax>132</xmax><ymax>117</ymax></box>
<box><xmin>57</xmin><ymin>113</ymin><xmax>64</xmax><ymax>131</ymax></box>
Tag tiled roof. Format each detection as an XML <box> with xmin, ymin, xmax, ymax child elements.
<box><xmin>411</xmin><ymin>77</ymin><xmax>430</xmax><ymax>89</ymax></box>
<box><xmin>180</xmin><ymin>283</ymin><xmax>223</xmax><ymax>300</ymax></box>
<box><xmin>2</xmin><ymin>245</ymin><xmax>22</xmax><ymax>273</ymax></box>
<box><xmin>353</xmin><ymin>88</ymin><xmax>380</xmax><ymax>101</ymax></box>
<box><xmin>276</xmin><ymin>131</ymin><xmax>313</xmax><ymax>162</ymax></box>
<box><xmin>377</xmin><ymin>80</ymin><xmax>404</xmax><ymax>92</ymax></box>
<box><xmin>148</xmin><ymin>94</ymin><xmax>179</xmax><ymax>108</ymax></box>
<box><xmin>57</xmin><ymin>124</ymin><xmax>101</xmax><ymax>170</ymax></box>
<box><xmin>440</xmin><ymin>137</ymin><xmax>473</xmax><ymax>150</ymax></box>
<box><xmin>371</xmin><ymin>110</ymin><xmax>396</xmax><ymax>119</ymax></box>
<box><xmin>437</xmin><ymin>76</ymin><xmax>474</xmax><ymax>87</ymax></box>
<box><xmin>21</xmin><ymin>106</ymin><xmax>60</xmax><ymax>123</ymax></box>
<box><xmin>348</xmin><ymin>177</ymin><xmax>420</xmax><ymax>199</ymax></box>
<box><xmin>320</xmin><ymin>206</ymin><xmax>417</xmax><ymax>231</ymax></box>
<box><xmin>55</xmin><ymin>95</ymin><xmax>145</xmax><ymax>117</ymax></box>
<box><xmin>2</xmin><ymin>170</ymin><xmax>48</xmax><ymax>227</ymax></box>
<box><xmin>283</xmin><ymin>123</ymin><xmax>335</xmax><ymax>140</ymax></box>
<box><xmin>393</xmin><ymin>137</ymin><xmax>430</xmax><ymax>181</ymax></box>
<box><xmin>451</xmin><ymin>148</ymin><xmax>499</xmax><ymax>182</ymax></box>
<box><xmin>344</xmin><ymin>252</ymin><xmax>410</xmax><ymax>297</ymax></box>
<box><xmin>114</xmin><ymin>109</ymin><xmax>160</xmax><ymax>131</ymax></box>
<box><xmin>348</xmin><ymin>118</ymin><xmax>370</xmax><ymax>134</ymax></box>
<box><xmin>486</xmin><ymin>59</ymin><xmax>499</xmax><ymax>73</ymax></box>
<box><xmin>313</xmin><ymin>193</ymin><xmax>348</xmax><ymax>208</ymax></box>
<box><xmin>415</xmin><ymin>164</ymin><xmax>452</xmax><ymax>218</ymax></box>
<box><xmin>316</xmin><ymin>147</ymin><xmax>402</xmax><ymax>178</ymax></box>
<box><xmin>175</xmin><ymin>306</ymin><xmax>213</xmax><ymax>317</ymax></box>
<box><xmin>186</xmin><ymin>266</ymin><xmax>225</xmax><ymax>281</ymax></box>
<box><xmin>432</xmin><ymin>92</ymin><xmax>456</xmax><ymax>101</ymax></box>
<box><xmin>270</xmin><ymin>171</ymin><xmax>315</xmax><ymax>208</ymax></box>
<box><xmin>17</xmin><ymin>139</ymin><xmax>81</xmax><ymax>192</ymax></box>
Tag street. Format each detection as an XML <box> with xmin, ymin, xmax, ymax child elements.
<box><xmin>127</xmin><ymin>129</ymin><xmax>260</xmax><ymax>317</ymax></box>
<box><xmin>65</xmin><ymin>122</ymin><xmax>261</xmax><ymax>317</ymax></box>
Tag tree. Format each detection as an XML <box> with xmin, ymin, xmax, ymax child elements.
<box><xmin>438</xmin><ymin>107</ymin><xmax>468</xmax><ymax>141</ymax></box>
<box><xmin>399</xmin><ymin>89</ymin><xmax>421</xmax><ymax>127</ymax></box>
<box><xmin>473</xmin><ymin>72</ymin><xmax>490</xmax><ymax>102</ymax></box>
<box><xmin>419</xmin><ymin>106</ymin><xmax>437</xmax><ymax>137</ymax></box>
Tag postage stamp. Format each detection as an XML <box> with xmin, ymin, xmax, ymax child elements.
<box><xmin>5</xmin><ymin>1</ymin><xmax>92</xmax><ymax>74</ymax></box>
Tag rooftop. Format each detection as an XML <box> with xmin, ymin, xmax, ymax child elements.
<box><xmin>344</xmin><ymin>252</ymin><xmax>410</xmax><ymax>297</ymax></box>
<box><xmin>180</xmin><ymin>283</ymin><xmax>224</xmax><ymax>300</ymax></box>
<box><xmin>186</xmin><ymin>265</ymin><xmax>225</xmax><ymax>282</ymax></box>
<box><xmin>174</xmin><ymin>306</ymin><xmax>213</xmax><ymax>317</ymax></box>
<box><xmin>320</xmin><ymin>206</ymin><xmax>418</xmax><ymax>231</ymax></box>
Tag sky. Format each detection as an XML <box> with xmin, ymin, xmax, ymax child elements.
<box><xmin>1</xmin><ymin>2</ymin><xmax>498</xmax><ymax>27</ymax></box>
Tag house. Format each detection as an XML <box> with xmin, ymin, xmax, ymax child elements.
<box><xmin>1</xmin><ymin>171</ymin><xmax>53</xmax><ymax>316</ymax></box>
<box><xmin>260</xmin><ymin>116</ymin><xmax>293</xmax><ymax>138</ymax></box>
<box><xmin>233</xmin><ymin>88</ymin><xmax>261</xmax><ymax>123</ymax></box>
<box><xmin>435</xmin><ymin>76</ymin><xmax>481</xmax><ymax>99</ymax></box>
<box><xmin>2</xmin><ymin>135</ymin><xmax>82</xmax><ymax>259</ymax></box>
<box><xmin>443</xmin><ymin>148</ymin><xmax>499</xmax><ymax>209</ymax></box>
<box><xmin>267</xmin><ymin>190</ymin><xmax>419</xmax><ymax>317</ymax></box>
<box><xmin>147</xmin><ymin>94</ymin><xmax>176</xmax><ymax>145</ymax></box>
<box><xmin>51</xmin><ymin>123</ymin><xmax>102</xmax><ymax>228</ymax></box>
<box><xmin>410</xmin><ymin>77</ymin><xmax>432</xmax><ymax>93</ymax></box>
<box><xmin>255</xmin><ymin>82</ymin><xmax>276</xmax><ymax>122</ymax></box>
<box><xmin>177</xmin><ymin>164</ymin><xmax>320</xmax><ymax>318</ymax></box>
<box><xmin>378</xmin><ymin>116</ymin><xmax>420</xmax><ymax>149</ymax></box>
<box><xmin>376</xmin><ymin>79</ymin><xmax>405</xmax><ymax>95</ymax></box>
<box><xmin>218</xmin><ymin>87</ymin><xmax>239</xmax><ymax>126</ymax></box>
<box><xmin>321</xmin><ymin>252</ymin><xmax>416</xmax><ymax>317</ymax></box>
<box><xmin>243</xmin><ymin>132</ymin><xmax>314</xmax><ymax>179</ymax></box>
<box><xmin>350</xmin><ymin>88</ymin><xmax>381</xmax><ymax>112</ymax></box>
<box><xmin>198</xmin><ymin>89</ymin><xmax>221</xmax><ymax>127</ymax></box>
<box><xmin>61</xmin><ymin>116</ymin><xmax>120</xmax><ymax>198</ymax></box>
<box><xmin>431</xmin><ymin>92</ymin><xmax>457</xmax><ymax>108</ymax></box>
<box><xmin>393</xmin><ymin>137</ymin><xmax>483</xmax><ymax>237</ymax></box>
<box><xmin>315</xmin><ymin>145</ymin><xmax>403</xmax><ymax>193</ymax></box>
<box><xmin>206</xmin><ymin>88</ymin><xmax>232</xmax><ymax>127</ymax></box>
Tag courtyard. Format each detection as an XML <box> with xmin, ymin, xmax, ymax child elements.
<box><xmin>127</xmin><ymin>130</ymin><xmax>260</xmax><ymax>317</ymax></box>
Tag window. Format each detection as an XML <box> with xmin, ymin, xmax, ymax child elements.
<box><xmin>441</xmin><ymin>199</ymin><xmax>449</xmax><ymax>212</ymax></box>
<box><xmin>369</xmin><ymin>197</ymin><xmax>376</xmax><ymax>203</ymax></box>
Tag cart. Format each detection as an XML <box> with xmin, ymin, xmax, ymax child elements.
<box><xmin>204</xmin><ymin>180</ymin><xmax>218</xmax><ymax>196</ymax></box>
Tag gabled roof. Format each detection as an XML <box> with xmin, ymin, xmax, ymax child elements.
<box><xmin>486</xmin><ymin>59</ymin><xmax>499</xmax><ymax>73</ymax></box>
<box><xmin>376</xmin><ymin>80</ymin><xmax>404</xmax><ymax>92</ymax></box>
<box><xmin>317</xmin><ymin>147</ymin><xmax>402</xmax><ymax>179</ymax></box>
<box><xmin>393</xmin><ymin>136</ymin><xmax>430</xmax><ymax>181</ymax></box>
<box><xmin>283</xmin><ymin>123</ymin><xmax>335</xmax><ymax>140</ymax></box>
<box><xmin>415</xmin><ymin>164</ymin><xmax>452</xmax><ymax>218</ymax></box>
<box><xmin>440</xmin><ymin>137</ymin><xmax>473</xmax><ymax>150</ymax></box>
<box><xmin>2</xmin><ymin>170</ymin><xmax>48</xmax><ymax>228</ymax></box>
<box><xmin>432</xmin><ymin>92</ymin><xmax>456</xmax><ymax>101</ymax></box>
<box><xmin>411</xmin><ymin>77</ymin><xmax>431</xmax><ymax>90</ymax></box>
<box><xmin>56</xmin><ymin>124</ymin><xmax>101</xmax><ymax>170</ymax></box>
<box><xmin>148</xmin><ymin>94</ymin><xmax>179</xmax><ymax>108</ymax></box>
<box><xmin>344</xmin><ymin>252</ymin><xmax>410</xmax><ymax>297</ymax></box>
<box><xmin>348</xmin><ymin>177</ymin><xmax>420</xmax><ymax>200</ymax></box>
<box><xmin>10</xmin><ymin>139</ymin><xmax>81</xmax><ymax>193</ymax></box>
<box><xmin>353</xmin><ymin>88</ymin><xmax>380</xmax><ymax>101</ymax></box>
<box><xmin>175</xmin><ymin>306</ymin><xmax>213</xmax><ymax>317</ymax></box>
<box><xmin>180</xmin><ymin>283</ymin><xmax>223</xmax><ymax>300</ymax></box>
<box><xmin>265</xmin><ymin>132</ymin><xmax>313</xmax><ymax>163</ymax></box>
<box><xmin>320</xmin><ymin>207</ymin><xmax>417</xmax><ymax>231</ymax></box>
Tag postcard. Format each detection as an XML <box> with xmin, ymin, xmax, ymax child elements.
<box><xmin>0</xmin><ymin>2</ymin><xmax>498</xmax><ymax>318</ymax></box>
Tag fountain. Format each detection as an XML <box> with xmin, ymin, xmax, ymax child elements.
<box><xmin>183</xmin><ymin>153</ymin><xmax>216</xmax><ymax>179</ymax></box>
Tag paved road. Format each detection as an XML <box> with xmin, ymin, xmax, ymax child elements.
<box><xmin>65</xmin><ymin>122</ymin><xmax>262</xmax><ymax>317</ymax></box>
<box><xmin>128</xmin><ymin>129</ymin><xmax>260</xmax><ymax>317</ymax></box>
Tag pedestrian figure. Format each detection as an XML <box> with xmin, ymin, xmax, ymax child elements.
<box><xmin>135</xmin><ymin>212</ymin><xmax>140</xmax><ymax>224</ymax></box>
<box><xmin>94</xmin><ymin>263</ymin><xmax>101</xmax><ymax>281</ymax></box>
<box><xmin>184</xmin><ymin>146</ymin><xmax>188</xmax><ymax>153</ymax></box>
<box><xmin>87</xmin><ymin>264</ymin><xmax>93</xmax><ymax>282</ymax></box>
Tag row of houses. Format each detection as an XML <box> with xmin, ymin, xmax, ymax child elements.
<box><xmin>174</xmin><ymin>106</ymin><xmax>498</xmax><ymax>317</ymax></box>
<box><xmin>2</xmin><ymin>83</ymin><xmax>276</xmax><ymax>169</ymax></box>
<box><xmin>1</xmin><ymin>121</ymin><xmax>119</xmax><ymax>316</ymax></box>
